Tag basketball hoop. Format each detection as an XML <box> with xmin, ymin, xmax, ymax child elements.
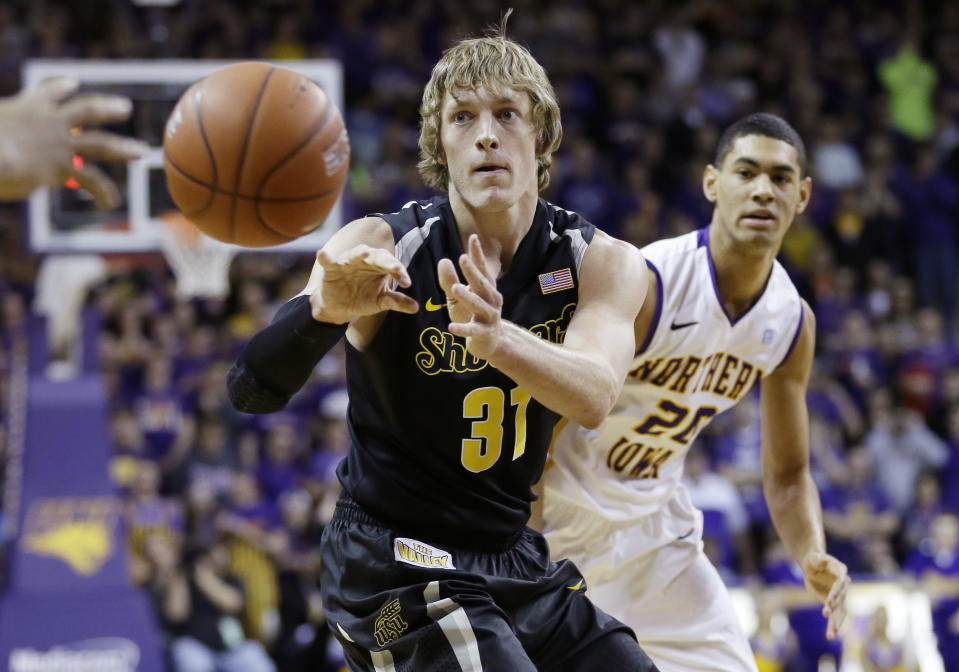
<box><xmin>157</xmin><ymin>211</ymin><xmax>236</xmax><ymax>299</ymax></box>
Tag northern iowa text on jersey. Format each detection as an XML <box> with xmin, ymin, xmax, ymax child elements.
<box><xmin>416</xmin><ymin>303</ymin><xmax>576</xmax><ymax>376</ymax></box>
<box><xmin>628</xmin><ymin>351</ymin><xmax>764</xmax><ymax>401</ymax></box>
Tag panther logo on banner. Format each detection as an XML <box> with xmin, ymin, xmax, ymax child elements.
<box><xmin>21</xmin><ymin>497</ymin><xmax>118</xmax><ymax>576</ymax></box>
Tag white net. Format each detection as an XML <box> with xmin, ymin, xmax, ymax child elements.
<box><xmin>157</xmin><ymin>212</ymin><xmax>236</xmax><ymax>299</ymax></box>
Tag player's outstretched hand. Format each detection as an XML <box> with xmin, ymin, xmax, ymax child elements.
<box><xmin>312</xmin><ymin>245</ymin><xmax>418</xmax><ymax>324</ymax></box>
<box><xmin>439</xmin><ymin>234</ymin><xmax>504</xmax><ymax>361</ymax></box>
<box><xmin>0</xmin><ymin>76</ymin><xmax>148</xmax><ymax>207</ymax></box>
<box><xmin>801</xmin><ymin>550</ymin><xmax>850</xmax><ymax>640</ymax></box>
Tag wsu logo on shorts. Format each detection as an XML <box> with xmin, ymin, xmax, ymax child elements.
<box><xmin>373</xmin><ymin>599</ymin><xmax>408</xmax><ymax>647</ymax></box>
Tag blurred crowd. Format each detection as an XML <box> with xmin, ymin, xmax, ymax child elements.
<box><xmin>0</xmin><ymin>0</ymin><xmax>958</xmax><ymax>669</ymax></box>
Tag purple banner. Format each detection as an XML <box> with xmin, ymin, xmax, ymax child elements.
<box><xmin>0</xmin><ymin>593</ymin><xmax>163</xmax><ymax>672</ymax></box>
<box><xmin>8</xmin><ymin>377</ymin><xmax>128</xmax><ymax>592</ymax></box>
<box><xmin>0</xmin><ymin>374</ymin><xmax>163</xmax><ymax>671</ymax></box>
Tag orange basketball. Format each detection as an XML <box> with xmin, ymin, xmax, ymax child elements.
<box><xmin>162</xmin><ymin>62</ymin><xmax>350</xmax><ymax>247</ymax></box>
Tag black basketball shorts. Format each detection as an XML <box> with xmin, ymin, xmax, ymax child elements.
<box><xmin>320</xmin><ymin>497</ymin><xmax>658</xmax><ymax>672</ymax></box>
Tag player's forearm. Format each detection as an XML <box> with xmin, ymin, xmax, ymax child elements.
<box><xmin>487</xmin><ymin>321</ymin><xmax>620</xmax><ymax>428</ymax></box>
<box><xmin>228</xmin><ymin>295</ymin><xmax>345</xmax><ymax>413</ymax></box>
<box><xmin>764</xmin><ymin>465</ymin><xmax>826</xmax><ymax>563</ymax></box>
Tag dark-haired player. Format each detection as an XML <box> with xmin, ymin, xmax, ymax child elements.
<box><xmin>542</xmin><ymin>113</ymin><xmax>849</xmax><ymax>671</ymax></box>
<box><xmin>228</xmin><ymin>17</ymin><xmax>657</xmax><ymax>672</ymax></box>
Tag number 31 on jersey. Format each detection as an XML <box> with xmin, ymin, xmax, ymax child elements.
<box><xmin>461</xmin><ymin>386</ymin><xmax>531</xmax><ymax>473</ymax></box>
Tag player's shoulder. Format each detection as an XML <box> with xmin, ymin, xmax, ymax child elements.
<box><xmin>541</xmin><ymin>199</ymin><xmax>593</xmax><ymax>230</ymax></box>
<box><xmin>586</xmin><ymin>228</ymin><xmax>645</xmax><ymax>268</ymax></box>
<box><xmin>372</xmin><ymin>195</ymin><xmax>449</xmax><ymax>238</ymax></box>
<box><xmin>768</xmin><ymin>256</ymin><xmax>800</xmax><ymax>287</ymax></box>
<box><xmin>792</xmin><ymin>296</ymin><xmax>816</xmax><ymax>349</ymax></box>
<box><xmin>765</xmin><ymin>257</ymin><xmax>805</xmax><ymax>308</ymax></box>
<box><xmin>799</xmin><ymin>297</ymin><xmax>816</xmax><ymax>331</ymax></box>
<box><xmin>639</xmin><ymin>228</ymin><xmax>702</xmax><ymax>266</ymax></box>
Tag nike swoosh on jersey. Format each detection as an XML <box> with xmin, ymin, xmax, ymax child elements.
<box><xmin>670</xmin><ymin>320</ymin><xmax>698</xmax><ymax>330</ymax></box>
<box><xmin>567</xmin><ymin>579</ymin><xmax>584</xmax><ymax>590</ymax></box>
<box><xmin>425</xmin><ymin>297</ymin><xmax>447</xmax><ymax>311</ymax></box>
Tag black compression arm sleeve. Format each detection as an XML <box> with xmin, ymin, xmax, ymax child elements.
<box><xmin>227</xmin><ymin>295</ymin><xmax>347</xmax><ymax>413</ymax></box>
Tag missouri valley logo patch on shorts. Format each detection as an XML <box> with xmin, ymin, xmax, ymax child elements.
<box><xmin>393</xmin><ymin>536</ymin><xmax>456</xmax><ymax>569</ymax></box>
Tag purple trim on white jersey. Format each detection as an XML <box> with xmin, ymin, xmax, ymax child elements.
<box><xmin>696</xmin><ymin>227</ymin><xmax>709</xmax><ymax>247</ymax></box>
<box><xmin>699</xmin><ymin>228</ymin><xmax>734</xmax><ymax>324</ymax></box>
<box><xmin>776</xmin><ymin>301</ymin><xmax>805</xmax><ymax>369</ymax></box>
<box><xmin>700</xmin><ymin>226</ymin><xmax>774</xmax><ymax>328</ymax></box>
<box><xmin>637</xmin><ymin>260</ymin><xmax>663</xmax><ymax>355</ymax></box>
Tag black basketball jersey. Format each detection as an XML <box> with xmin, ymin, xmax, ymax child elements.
<box><xmin>337</xmin><ymin>194</ymin><xmax>596</xmax><ymax>548</ymax></box>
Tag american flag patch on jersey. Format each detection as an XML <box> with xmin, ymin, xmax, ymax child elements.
<box><xmin>539</xmin><ymin>268</ymin><xmax>574</xmax><ymax>294</ymax></box>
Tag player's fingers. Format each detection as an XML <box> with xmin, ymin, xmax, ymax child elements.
<box><xmin>437</xmin><ymin>258</ymin><xmax>460</xmax><ymax>296</ymax></box>
<box><xmin>341</xmin><ymin>247</ymin><xmax>373</xmax><ymax>266</ymax></box>
<box><xmin>319</xmin><ymin>246</ymin><xmax>372</xmax><ymax>271</ymax></box>
<box><xmin>826</xmin><ymin>572</ymin><xmax>850</xmax><ymax>612</ymax></box>
<box><xmin>28</xmin><ymin>76</ymin><xmax>79</xmax><ymax>104</ymax></box>
<box><xmin>818</xmin><ymin>557</ymin><xmax>848</xmax><ymax>602</ymax></box>
<box><xmin>448</xmin><ymin>321</ymin><xmax>484</xmax><ymax>338</ymax></box>
<box><xmin>70</xmin><ymin>162</ymin><xmax>121</xmax><ymax>209</ymax></box>
<box><xmin>446</xmin><ymin>283</ymin><xmax>477</xmax><ymax>317</ymax></box>
<box><xmin>60</xmin><ymin>94</ymin><xmax>134</xmax><ymax>127</ymax></box>
<box><xmin>468</xmin><ymin>233</ymin><xmax>497</xmax><ymax>280</ymax></box>
<box><xmin>826</xmin><ymin>600</ymin><xmax>847</xmax><ymax>640</ymax></box>
<box><xmin>316</xmin><ymin>249</ymin><xmax>336</xmax><ymax>270</ymax></box>
<box><xmin>452</xmin><ymin>282</ymin><xmax>497</xmax><ymax>322</ymax></box>
<box><xmin>392</xmin><ymin>265</ymin><xmax>412</xmax><ymax>288</ymax></box>
<box><xmin>71</xmin><ymin>131</ymin><xmax>149</xmax><ymax>161</ymax></box>
<box><xmin>458</xmin><ymin>252</ymin><xmax>499</xmax><ymax>304</ymax></box>
<box><xmin>467</xmin><ymin>234</ymin><xmax>492</xmax><ymax>277</ymax></box>
<box><xmin>379</xmin><ymin>291</ymin><xmax>419</xmax><ymax>314</ymax></box>
<box><xmin>362</xmin><ymin>248</ymin><xmax>411</xmax><ymax>287</ymax></box>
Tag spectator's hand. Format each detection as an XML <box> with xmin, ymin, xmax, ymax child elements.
<box><xmin>265</xmin><ymin>530</ymin><xmax>288</xmax><ymax>558</ymax></box>
<box><xmin>802</xmin><ymin>550</ymin><xmax>850</xmax><ymax>640</ymax></box>
<box><xmin>920</xmin><ymin>570</ymin><xmax>959</xmax><ymax>601</ymax></box>
<box><xmin>0</xmin><ymin>77</ymin><xmax>148</xmax><ymax>207</ymax></box>
<box><xmin>145</xmin><ymin>533</ymin><xmax>180</xmax><ymax>579</ymax></box>
<box><xmin>311</xmin><ymin>244</ymin><xmax>417</xmax><ymax>324</ymax></box>
<box><xmin>440</xmin><ymin>234</ymin><xmax>504</xmax><ymax>361</ymax></box>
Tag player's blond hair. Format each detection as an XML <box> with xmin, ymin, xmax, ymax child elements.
<box><xmin>417</xmin><ymin>12</ymin><xmax>562</xmax><ymax>192</ymax></box>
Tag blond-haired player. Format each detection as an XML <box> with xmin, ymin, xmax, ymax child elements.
<box><xmin>229</xmin><ymin>15</ymin><xmax>658</xmax><ymax>671</ymax></box>
<box><xmin>543</xmin><ymin>113</ymin><xmax>849</xmax><ymax>671</ymax></box>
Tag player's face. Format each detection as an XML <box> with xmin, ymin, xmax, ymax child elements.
<box><xmin>703</xmin><ymin>135</ymin><xmax>812</xmax><ymax>250</ymax></box>
<box><xmin>440</xmin><ymin>85</ymin><xmax>539</xmax><ymax>211</ymax></box>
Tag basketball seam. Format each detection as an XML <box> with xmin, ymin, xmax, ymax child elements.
<box><xmin>190</xmin><ymin>83</ymin><xmax>218</xmax><ymax>216</ymax></box>
<box><xmin>254</xmin><ymin>85</ymin><xmax>336</xmax><ymax>239</ymax></box>
<box><xmin>229</xmin><ymin>67</ymin><xmax>276</xmax><ymax>243</ymax></box>
<box><xmin>162</xmin><ymin>155</ymin><xmax>342</xmax><ymax>203</ymax></box>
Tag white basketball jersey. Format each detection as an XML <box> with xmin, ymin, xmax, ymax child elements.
<box><xmin>545</xmin><ymin>228</ymin><xmax>803</xmax><ymax>547</ymax></box>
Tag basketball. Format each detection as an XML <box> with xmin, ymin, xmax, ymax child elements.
<box><xmin>162</xmin><ymin>62</ymin><xmax>350</xmax><ymax>247</ymax></box>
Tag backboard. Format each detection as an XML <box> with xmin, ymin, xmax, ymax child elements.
<box><xmin>23</xmin><ymin>59</ymin><xmax>344</xmax><ymax>254</ymax></box>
